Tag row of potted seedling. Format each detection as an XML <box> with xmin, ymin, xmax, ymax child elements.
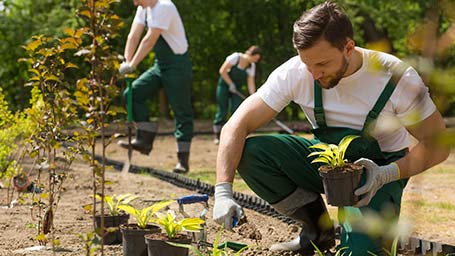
<box><xmin>93</xmin><ymin>193</ymin><xmax>249</xmax><ymax>256</ymax></box>
<box><xmin>93</xmin><ymin>194</ymin><xmax>204</xmax><ymax>256</ymax></box>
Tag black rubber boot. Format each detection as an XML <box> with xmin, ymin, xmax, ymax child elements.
<box><xmin>270</xmin><ymin>195</ymin><xmax>335</xmax><ymax>255</ymax></box>
<box><xmin>296</xmin><ymin>195</ymin><xmax>335</xmax><ymax>254</ymax></box>
<box><xmin>173</xmin><ymin>152</ymin><xmax>189</xmax><ymax>174</ymax></box>
<box><xmin>213</xmin><ymin>125</ymin><xmax>222</xmax><ymax>145</ymax></box>
<box><xmin>213</xmin><ymin>133</ymin><xmax>220</xmax><ymax>145</ymax></box>
<box><xmin>118</xmin><ymin>129</ymin><xmax>156</xmax><ymax>155</ymax></box>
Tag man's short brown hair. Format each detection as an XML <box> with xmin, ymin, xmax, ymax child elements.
<box><xmin>292</xmin><ymin>1</ymin><xmax>353</xmax><ymax>51</ymax></box>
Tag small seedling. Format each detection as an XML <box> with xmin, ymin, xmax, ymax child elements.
<box><xmin>94</xmin><ymin>193</ymin><xmax>139</xmax><ymax>216</ymax></box>
<box><xmin>168</xmin><ymin>225</ymin><xmax>250</xmax><ymax>256</ymax></box>
<box><xmin>153</xmin><ymin>210</ymin><xmax>204</xmax><ymax>239</ymax></box>
<box><xmin>308</xmin><ymin>135</ymin><xmax>360</xmax><ymax>169</ymax></box>
<box><xmin>118</xmin><ymin>200</ymin><xmax>174</xmax><ymax>229</ymax></box>
<box><xmin>311</xmin><ymin>240</ymin><xmax>347</xmax><ymax>256</ymax></box>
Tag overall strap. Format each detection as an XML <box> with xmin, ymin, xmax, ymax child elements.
<box><xmin>362</xmin><ymin>79</ymin><xmax>396</xmax><ymax>131</ymax></box>
<box><xmin>313</xmin><ymin>81</ymin><xmax>327</xmax><ymax>127</ymax></box>
<box><xmin>361</xmin><ymin>61</ymin><xmax>408</xmax><ymax>132</ymax></box>
<box><xmin>234</xmin><ymin>53</ymin><xmax>241</xmax><ymax>66</ymax></box>
<box><xmin>312</xmin><ymin>61</ymin><xmax>408</xmax><ymax>131</ymax></box>
<box><xmin>234</xmin><ymin>53</ymin><xmax>251</xmax><ymax>69</ymax></box>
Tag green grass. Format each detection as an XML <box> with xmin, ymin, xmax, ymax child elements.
<box><xmin>186</xmin><ymin>169</ymin><xmax>216</xmax><ymax>184</ymax></box>
<box><xmin>407</xmin><ymin>199</ymin><xmax>455</xmax><ymax>211</ymax></box>
<box><xmin>429</xmin><ymin>167</ymin><xmax>454</xmax><ymax>174</ymax></box>
<box><xmin>190</xmin><ymin>168</ymin><xmax>253</xmax><ymax>194</ymax></box>
<box><xmin>435</xmin><ymin>202</ymin><xmax>455</xmax><ymax>210</ymax></box>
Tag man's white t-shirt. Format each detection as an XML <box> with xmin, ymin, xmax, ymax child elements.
<box><xmin>257</xmin><ymin>47</ymin><xmax>436</xmax><ymax>152</ymax></box>
<box><xmin>226</xmin><ymin>53</ymin><xmax>256</xmax><ymax>77</ymax></box>
<box><xmin>133</xmin><ymin>0</ymin><xmax>188</xmax><ymax>54</ymax></box>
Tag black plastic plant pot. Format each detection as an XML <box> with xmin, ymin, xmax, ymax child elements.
<box><xmin>145</xmin><ymin>233</ymin><xmax>191</xmax><ymax>256</ymax></box>
<box><xmin>94</xmin><ymin>214</ymin><xmax>129</xmax><ymax>245</ymax></box>
<box><xmin>319</xmin><ymin>164</ymin><xmax>363</xmax><ymax>207</ymax></box>
<box><xmin>120</xmin><ymin>224</ymin><xmax>161</xmax><ymax>256</ymax></box>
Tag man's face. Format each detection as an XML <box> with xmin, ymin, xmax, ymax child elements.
<box><xmin>298</xmin><ymin>39</ymin><xmax>350</xmax><ymax>89</ymax></box>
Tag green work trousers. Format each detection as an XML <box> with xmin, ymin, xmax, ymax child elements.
<box><xmin>124</xmin><ymin>53</ymin><xmax>193</xmax><ymax>142</ymax></box>
<box><xmin>237</xmin><ymin>134</ymin><xmax>406</xmax><ymax>255</ymax></box>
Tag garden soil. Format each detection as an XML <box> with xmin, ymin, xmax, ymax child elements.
<box><xmin>0</xmin><ymin>119</ymin><xmax>454</xmax><ymax>255</ymax></box>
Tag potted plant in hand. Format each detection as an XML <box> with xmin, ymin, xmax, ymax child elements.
<box><xmin>118</xmin><ymin>200</ymin><xmax>174</xmax><ymax>256</ymax></box>
<box><xmin>145</xmin><ymin>210</ymin><xmax>205</xmax><ymax>256</ymax></box>
<box><xmin>93</xmin><ymin>193</ymin><xmax>139</xmax><ymax>245</ymax></box>
<box><xmin>308</xmin><ymin>135</ymin><xmax>363</xmax><ymax>206</ymax></box>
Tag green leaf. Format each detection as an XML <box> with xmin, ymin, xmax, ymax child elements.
<box><xmin>338</xmin><ymin>135</ymin><xmax>360</xmax><ymax>162</ymax></box>
<box><xmin>311</xmin><ymin>157</ymin><xmax>331</xmax><ymax>165</ymax></box>
<box><xmin>63</xmin><ymin>28</ymin><xmax>75</xmax><ymax>37</ymax></box>
<box><xmin>309</xmin><ymin>143</ymin><xmax>331</xmax><ymax>151</ymax></box>
<box><xmin>65</xmin><ymin>63</ymin><xmax>78</xmax><ymax>69</ymax></box>
<box><xmin>23</xmin><ymin>39</ymin><xmax>42</xmax><ymax>52</ymax></box>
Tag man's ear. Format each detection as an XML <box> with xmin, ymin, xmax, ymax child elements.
<box><xmin>345</xmin><ymin>39</ymin><xmax>355</xmax><ymax>56</ymax></box>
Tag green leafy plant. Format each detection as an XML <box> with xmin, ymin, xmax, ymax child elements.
<box><xmin>311</xmin><ymin>240</ymin><xmax>347</xmax><ymax>256</ymax></box>
<box><xmin>367</xmin><ymin>236</ymin><xmax>400</xmax><ymax>256</ymax></box>
<box><xmin>72</xmin><ymin>0</ymin><xmax>124</xmax><ymax>252</ymax></box>
<box><xmin>153</xmin><ymin>210</ymin><xmax>204</xmax><ymax>239</ymax></box>
<box><xmin>118</xmin><ymin>200</ymin><xmax>174</xmax><ymax>229</ymax></box>
<box><xmin>94</xmin><ymin>193</ymin><xmax>139</xmax><ymax>216</ymax></box>
<box><xmin>79</xmin><ymin>231</ymin><xmax>101</xmax><ymax>256</ymax></box>
<box><xmin>308</xmin><ymin>135</ymin><xmax>360</xmax><ymax>168</ymax></box>
<box><xmin>20</xmin><ymin>29</ymin><xmax>82</xmax><ymax>249</ymax></box>
<box><xmin>168</xmin><ymin>225</ymin><xmax>250</xmax><ymax>256</ymax></box>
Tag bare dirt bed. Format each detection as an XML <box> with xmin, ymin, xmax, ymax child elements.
<box><xmin>0</xmin><ymin>120</ymin><xmax>454</xmax><ymax>255</ymax></box>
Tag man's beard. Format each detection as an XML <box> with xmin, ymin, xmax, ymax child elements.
<box><xmin>319</xmin><ymin>56</ymin><xmax>349</xmax><ymax>89</ymax></box>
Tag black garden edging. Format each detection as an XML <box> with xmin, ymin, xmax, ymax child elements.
<box><xmin>96</xmin><ymin>156</ymin><xmax>455</xmax><ymax>255</ymax></box>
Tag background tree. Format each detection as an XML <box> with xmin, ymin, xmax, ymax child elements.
<box><xmin>1</xmin><ymin>0</ymin><xmax>454</xmax><ymax>119</ymax></box>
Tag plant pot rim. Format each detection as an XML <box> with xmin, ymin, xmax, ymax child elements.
<box><xmin>120</xmin><ymin>223</ymin><xmax>160</xmax><ymax>231</ymax></box>
<box><xmin>144</xmin><ymin>233</ymin><xmax>191</xmax><ymax>241</ymax></box>
<box><xmin>318</xmin><ymin>163</ymin><xmax>363</xmax><ymax>174</ymax></box>
<box><xmin>94</xmin><ymin>213</ymin><xmax>130</xmax><ymax>218</ymax></box>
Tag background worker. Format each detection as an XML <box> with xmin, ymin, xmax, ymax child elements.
<box><xmin>118</xmin><ymin>0</ymin><xmax>194</xmax><ymax>174</ymax></box>
<box><xmin>212</xmin><ymin>45</ymin><xmax>262</xmax><ymax>144</ymax></box>
<box><xmin>212</xmin><ymin>1</ymin><xmax>449</xmax><ymax>255</ymax></box>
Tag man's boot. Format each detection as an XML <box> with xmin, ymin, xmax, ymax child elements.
<box><xmin>213</xmin><ymin>133</ymin><xmax>220</xmax><ymax>145</ymax></box>
<box><xmin>270</xmin><ymin>190</ymin><xmax>335</xmax><ymax>255</ymax></box>
<box><xmin>118</xmin><ymin>122</ymin><xmax>157</xmax><ymax>155</ymax></box>
<box><xmin>173</xmin><ymin>152</ymin><xmax>189</xmax><ymax>174</ymax></box>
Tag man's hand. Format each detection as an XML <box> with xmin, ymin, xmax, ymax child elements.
<box><xmin>354</xmin><ymin>158</ymin><xmax>400</xmax><ymax>207</ymax></box>
<box><xmin>213</xmin><ymin>182</ymin><xmax>243</xmax><ymax>231</ymax></box>
<box><xmin>228</xmin><ymin>83</ymin><xmax>238</xmax><ymax>94</ymax></box>
<box><xmin>119</xmin><ymin>62</ymin><xmax>134</xmax><ymax>75</ymax></box>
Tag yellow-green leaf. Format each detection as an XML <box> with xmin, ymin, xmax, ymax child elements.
<box><xmin>63</xmin><ymin>28</ymin><xmax>75</xmax><ymax>36</ymax></box>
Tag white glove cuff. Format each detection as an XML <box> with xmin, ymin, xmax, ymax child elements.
<box><xmin>215</xmin><ymin>182</ymin><xmax>233</xmax><ymax>199</ymax></box>
<box><xmin>384</xmin><ymin>162</ymin><xmax>400</xmax><ymax>183</ymax></box>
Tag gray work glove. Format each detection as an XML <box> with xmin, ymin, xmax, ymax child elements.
<box><xmin>213</xmin><ymin>182</ymin><xmax>243</xmax><ymax>231</ymax></box>
<box><xmin>228</xmin><ymin>83</ymin><xmax>238</xmax><ymax>94</ymax></box>
<box><xmin>119</xmin><ymin>62</ymin><xmax>134</xmax><ymax>75</ymax></box>
<box><xmin>354</xmin><ymin>158</ymin><xmax>400</xmax><ymax>207</ymax></box>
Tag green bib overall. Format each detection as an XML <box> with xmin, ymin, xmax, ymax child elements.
<box><xmin>213</xmin><ymin>54</ymin><xmax>249</xmax><ymax>126</ymax></box>
<box><xmin>237</xmin><ymin>78</ymin><xmax>408</xmax><ymax>255</ymax></box>
<box><xmin>125</xmin><ymin>36</ymin><xmax>193</xmax><ymax>142</ymax></box>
